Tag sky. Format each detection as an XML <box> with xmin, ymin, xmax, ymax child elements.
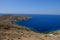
<box><xmin>0</xmin><ymin>0</ymin><xmax>60</xmax><ymax>14</ymax></box>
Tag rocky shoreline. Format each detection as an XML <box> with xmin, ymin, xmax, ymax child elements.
<box><xmin>0</xmin><ymin>14</ymin><xmax>60</xmax><ymax>40</ymax></box>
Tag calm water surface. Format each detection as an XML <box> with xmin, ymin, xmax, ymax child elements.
<box><xmin>14</xmin><ymin>14</ymin><xmax>60</xmax><ymax>33</ymax></box>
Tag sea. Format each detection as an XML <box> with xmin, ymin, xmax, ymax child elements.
<box><xmin>14</xmin><ymin>14</ymin><xmax>60</xmax><ymax>33</ymax></box>
<box><xmin>0</xmin><ymin>14</ymin><xmax>60</xmax><ymax>33</ymax></box>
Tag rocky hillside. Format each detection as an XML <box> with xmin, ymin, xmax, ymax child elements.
<box><xmin>0</xmin><ymin>23</ymin><xmax>60</xmax><ymax>40</ymax></box>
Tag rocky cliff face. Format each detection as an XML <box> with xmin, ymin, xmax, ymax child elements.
<box><xmin>0</xmin><ymin>14</ymin><xmax>60</xmax><ymax>40</ymax></box>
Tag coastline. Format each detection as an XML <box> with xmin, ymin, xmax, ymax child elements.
<box><xmin>0</xmin><ymin>14</ymin><xmax>60</xmax><ymax>40</ymax></box>
<box><xmin>0</xmin><ymin>23</ymin><xmax>60</xmax><ymax>40</ymax></box>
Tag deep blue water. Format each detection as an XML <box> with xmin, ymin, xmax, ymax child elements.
<box><xmin>14</xmin><ymin>14</ymin><xmax>60</xmax><ymax>33</ymax></box>
<box><xmin>1</xmin><ymin>14</ymin><xmax>60</xmax><ymax>33</ymax></box>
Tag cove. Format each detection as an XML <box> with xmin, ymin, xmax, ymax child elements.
<box><xmin>14</xmin><ymin>14</ymin><xmax>60</xmax><ymax>33</ymax></box>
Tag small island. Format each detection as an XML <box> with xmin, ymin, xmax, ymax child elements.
<box><xmin>0</xmin><ymin>14</ymin><xmax>60</xmax><ymax>40</ymax></box>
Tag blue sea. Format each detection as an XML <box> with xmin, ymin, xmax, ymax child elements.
<box><xmin>0</xmin><ymin>14</ymin><xmax>60</xmax><ymax>33</ymax></box>
<box><xmin>14</xmin><ymin>14</ymin><xmax>60</xmax><ymax>33</ymax></box>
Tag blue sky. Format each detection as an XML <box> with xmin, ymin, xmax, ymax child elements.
<box><xmin>0</xmin><ymin>0</ymin><xmax>60</xmax><ymax>14</ymax></box>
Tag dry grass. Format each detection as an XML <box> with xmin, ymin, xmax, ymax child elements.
<box><xmin>0</xmin><ymin>24</ymin><xmax>60</xmax><ymax>40</ymax></box>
